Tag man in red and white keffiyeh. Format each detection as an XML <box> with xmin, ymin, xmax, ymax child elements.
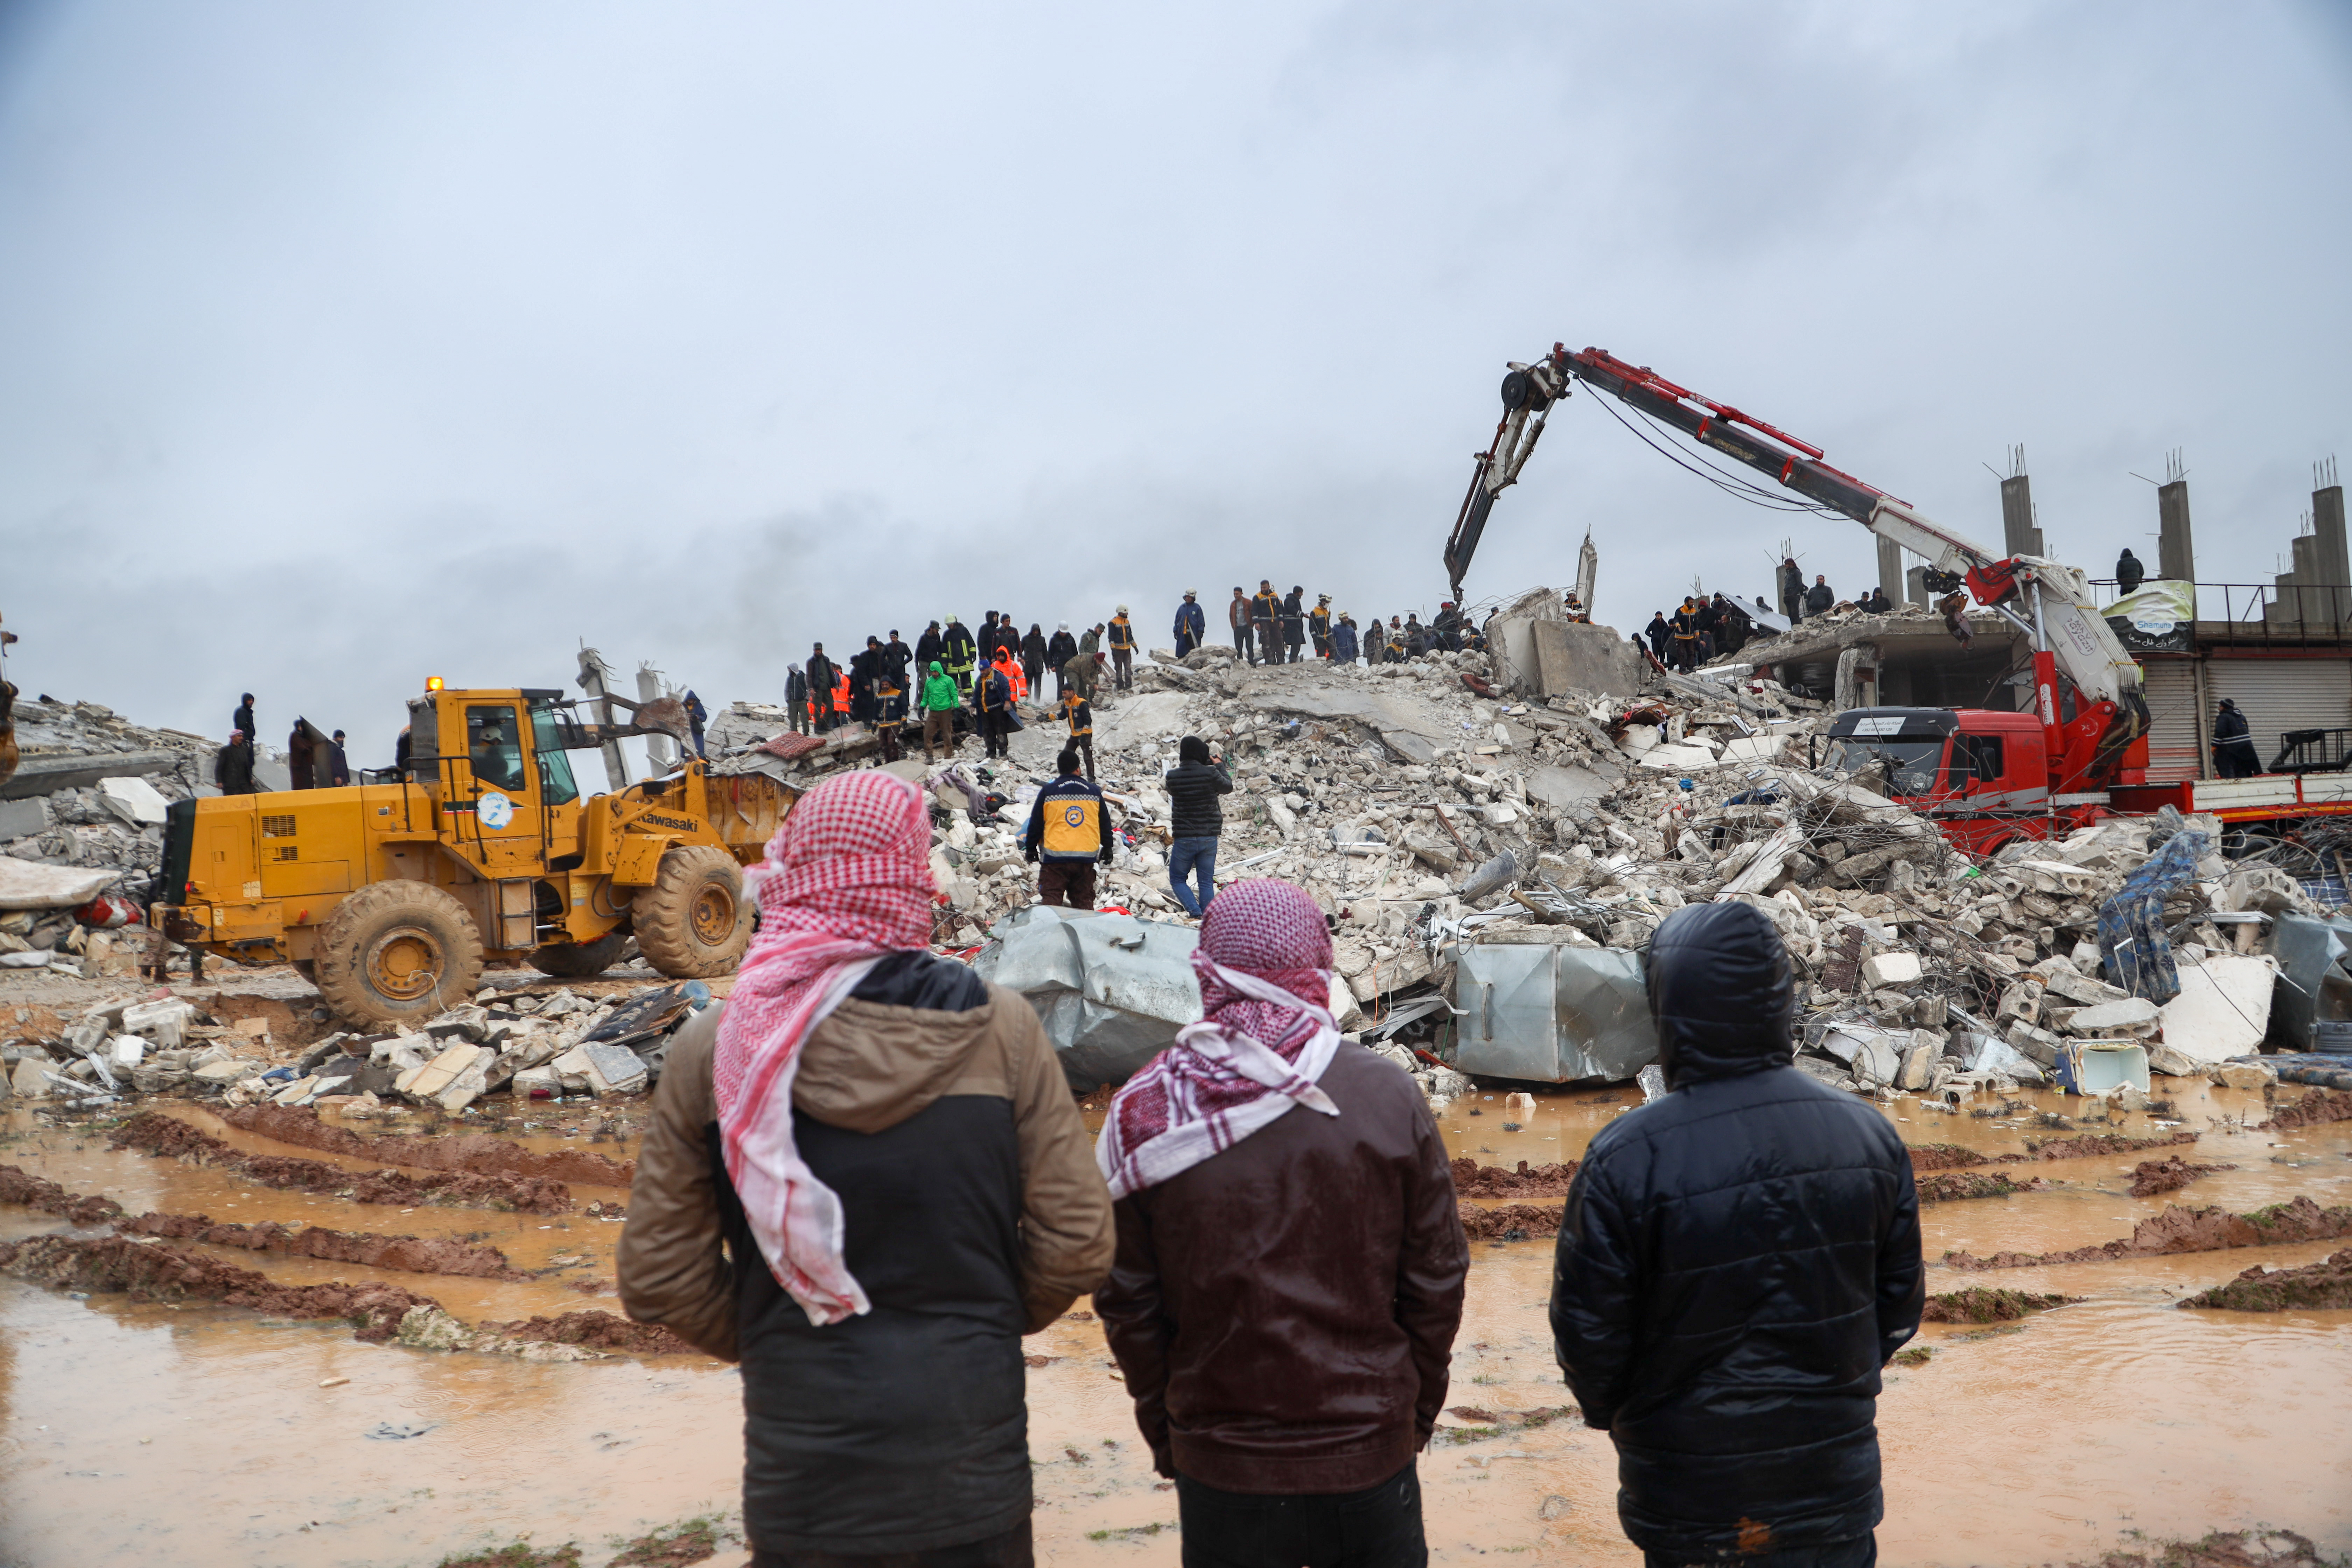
<box><xmin>713</xmin><ymin>768</ymin><xmax>936</xmax><ymax>1325</ymax></box>
<box><xmin>1096</xmin><ymin>877</ymin><xmax>1343</xmax><ymax>1198</ymax></box>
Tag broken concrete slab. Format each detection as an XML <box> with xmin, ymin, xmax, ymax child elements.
<box><xmin>97</xmin><ymin>776</ymin><xmax>170</xmax><ymax>827</ymax></box>
<box><xmin>2157</xmin><ymin>954</ymin><xmax>2278</xmax><ymax>1063</ymax></box>
<box><xmin>0</xmin><ymin>858</ymin><xmax>115</xmax><ymax>912</ymax></box>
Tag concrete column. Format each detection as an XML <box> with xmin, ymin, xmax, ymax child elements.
<box><xmin>1905</xmin><ymin>565</ymin><xmax>1930</xmax><ymax>609</ymax></box>
<box><xmin>636</xmin><ymin>664</ymin><xmax>675</xmax><ymax>769</ymax></box>
<box><xmin>2157</xmin><ymin>480</ymin><xmax>2195</xmax><ymax>582</ymax></box>
<box><xmin>2000</xmin><ymin>474</ymin><xmax>2044</xmax><ymax>558</ymax></box>
<box><xmin>1876</xmin><ymin>537</ymin><xmax>1904</xmax><ymax>605</ymax></box>
<box><xmin>2313</xmin><ymin>483</ymin><xmax>2348</xmax><ymax>626</ymax></box>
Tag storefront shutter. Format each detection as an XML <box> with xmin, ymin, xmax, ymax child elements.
<box><xmin>2204</xmin><ymin>656</ymin><xmax>2352</xmax><ymax>772</ymax></box>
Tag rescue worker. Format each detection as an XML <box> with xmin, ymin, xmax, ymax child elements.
<box><xmin>1046</xmin><ymin>623</ymin><xmax>1078</xmax><ymax>699</ymax></box>
<box><xmin>2212</xmin><ymin>698</ymin><xmax>2260</xmax><ymax>777</ymax></box>
<box><xmin>805</xmin><ymin>644</ymin><xmax>840</xmax><ymax>734</ymax></box>
<box><xmin>1229</xmin><ymin>587</ymin><xmax>1256</xmax><ymax>666</ymax></box>
<box><xmin>1251</xmin><ymin>580</ymin><xmax>1280</xmax><ymax>658</ymax></box>
<box><xmin>1108</xmin><ymin>607</ymin><xmax>1138</xmax><ymax>691</ymax></box>
<box><xmin>1060</xmin><ymin>685</ymin><xmax>1096</xmax><ymax>781</ymax></box>
<box><xmin>1309</xmin><ymin>594</ymin><xmax>1333</xmax><ymax>658</ymax></box>
<box><xmin>831</xmin><ymin>667</ymin><xmax>851</xmax><ymax>730</ymax></box>
<box><xmin>1670</xmin><ymin>599</ymin><xmax>1701</xmax><ymax>672</ymax></box>
<box><xmin>874</xmin><ymin>674</ymin><xmax>907</xmax><ymax>764</ymax></box>
<box><xmin>1174</xmin><ymin>592</ymin><xmax>1206</xmax><ymax>659</ymax></box>
<box><xmin>1331</xmin><ymin>612</ymin><xmax>1359</xmax><ymax>665</ymax></box>
<box><xmin>979</xmin><ymin>659</ymin><xmax>1018</xmax><ymax>760</ymax></box>
<box><xmin>1805</xmin><ymin>574</ymin><xmax>1836</xmax><ymax>616</ymax></box>
<box><xmin>991</xmin><ymin>646</ymin><xmax>1027</xmax><ymax>705</ymax></box>
<box><xmin>2116</xmin><ymin>547</ymin><xmax>2146</xmax><ymax>595</ymax></box>
<box><xmin>214</xmin><ymin>730</ymin><xmax>257</xmax><ymax>795</ymax></box>
<box><xmin>1021</xmin><ymin>623</ymin><xmax>1048</xmax><ymax>696</ymax></box>
<box><xmin>919</xmin><ymin>661</ymin><xmax>960</xmax><ymax>762</ymax></box>
<box><xmin>786</xmin><ymin>664</ymin><xmax>811</xmax><ymax>735</ymax></box>
<box><xmin>1280</xmin><ymin>586</ymin><xmax>1307</xmax><ymax>663</ymax></box>
<box><xmin>1022</xmin><ymin>747</ymin><xmax>1114</xmax><ymax>909</ymax></box>
<box><xmin>939</xmin><ymin>616</ymin><xmax>978</xmax><ymax>696</ymax></box>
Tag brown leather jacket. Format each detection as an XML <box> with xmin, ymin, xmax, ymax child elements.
<box><xmin>1094</xmin><ymin>1043</ymin><xmax>1468</xmax><ymax>1494</ymax></box>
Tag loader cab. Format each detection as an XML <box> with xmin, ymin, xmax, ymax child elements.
<box><xmin>405</xmin><ymin>687</ymin><xmax>583</xmax><ymax>873</ymax></box>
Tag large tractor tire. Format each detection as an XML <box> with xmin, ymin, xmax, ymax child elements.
<box><xmin>526</xmin><ymin>932</ymin><xmax>631</xmax><ymax>979</ymax></box>
<box><xmin>634</xmin><ymin>845</ymin><xmax>752</xmax><ymax>978</ymax></box>
<box><xmin>314</xmin><ymin>880</ymin><xmax>486</xmax><ymax>1030</ymax></box>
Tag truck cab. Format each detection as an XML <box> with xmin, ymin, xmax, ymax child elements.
<box><xmin>1821</xmin><ymin>707</ymin><xmax>2103</xmax><ymax>857</ymax></box>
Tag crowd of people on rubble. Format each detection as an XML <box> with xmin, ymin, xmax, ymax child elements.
<box><xmin>209</xmin><ymin>692</ymin><xmax>355</xmax><ymax>795</ymax></box>
<box><xmin>773</xmin><ymin>587</ymin><xmax>1494</xmax><ymax>774</ymax></box>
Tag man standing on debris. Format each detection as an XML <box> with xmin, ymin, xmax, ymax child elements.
<box><xmin>1432</xmin><ymin>600</ymin><xmax>1463</xmax><ymax>653</ymax></box>
<box><xmin>919</xmin><ymin>661</ymin><xmax>960</xmax><ymax>762</ymax></box>
<box><xmin>1108</xmin><ymin>606</ymin><xmax>1138</xmax><ymax>691</ymax></box>
<box><xmin>1668</xmin><ymin>598</ymin><xmax>1701</xmax><ymax>672</ymax></box>
<box><xmin>881</xmin><ymin>630</ymin><xmax>913</xmax><ymax>695</ymax></box>
<box><xmin>1309</xmin><ymin>595</ymin><xmax>1333</xmax><ymax>658</ymax></box>
<box><xmin>1161</xmin><ymin>735</ymin><xmax>1230</xmax><ymax>918</ymax></box>
<box><xmin>1551</xmin><ymin>901</ymin><xmax>1923</xmax><ymax>1568</ymax></box>
<box><xmin>1060</xmin><ymin>685</ymin><xmax>1097</xmax><ymax>781</ymax></box>
<box><xmin>288</xmin><ymin>722</ymin><xmax>316</xmax><ymax>790</ymax></box>
<box><xmin>874</xmin><ymin>674</ymin><xmax>907</xmax><ymax>765</ymax></box>
<box><xmin>1174</xmin><ymin>592</ymin><xmax>1206</xmax><ymax>659</ymax></box>
<box><xmin>805</xmin><ymin>644</ymin><xmax>840</xmax><ymax>735</ymax></box>
<box><xmin>940</xmin><ymin>616</ymin><xmax>978</xmax><ymax>696</ymax></box>
<box><xmin>978</xmin><ymin>659</ymin><xmax>1018</xmax><ymax>760</ymax></box>
<box><xmin>1780</xmin><ymin>558</ymin><xmax>1806</xmax><ymax>623</ymax></box>
<box><xmin>786</xmin><ymin>665</ymin><xmax>811</xmax><ymax>735</ymax></box>
<box><xmin>1023</xmin><ymin>747</ymin><xmax>1114</xmax><ymax>909</ymax></box>
<box><xmin>915</xmin><ymin>621</ymin><xmax>944</xmax><ymax>677</ymax></box>
<box><xmin>1806</xmin><ymin>574</ymin><xmax>1836</xmax><ymax>616</ymax></box>
<box><xmin>233</xmin><ymin>692</ymin><xmax>255</xmax><ymax>745</ymax></box>
<box><xmin>1332</xmin><ymin>612</ymin><xmax>1359</xmax><ymax>666</ymax></box>
<box><xmin>1096</xmin><ymin>879</ymin><xmax>1468</xmax><ymax>1568</ymax></box>
<box><xmin>1229</xmin><ymin>587</ymin><xmax>1256</xmax><ymax>666</ymax></box>
<box><xmin>684</xmin><ymin>691</ymin><xmax>709</xmax><ymax>758</ymax></box>
<box><xmin>1046</xmin><ymin>623</ymin><xmax>1078</xmax><ymax>699</ymax></box>
<box><xmin>2116</xmin><ymin>547</ymin><xmax>2146</xmax><ymax>594</ymax></box>
<box><xmin>2212</xmin><ymin>698</ymin><xmax>2261</xmax><ymax>777</ymax></box>
<box><xmin>214</xmin><ymin>730</ymin><xmax>257</xmax><ymax>795</ymax></box>
<box><xmin>1252</xmin><ymin>580</ymin><xmax>1280</xmax><ymax>659</ymax></box>
<box><xmin>1021</xmin><ymin>623</ymin><xmax>1048</xmax><ymax>696</ymax></box>
<box><xmin>1280</xmin><ymin>586</ymin><xmax>1307</xmax><ymax>663</ymax></box>
<box><xmin>1859</xmin><ymin>586</ymin><xmax>1891</xmax><ymax>615</ymax></box>
<box><xmin>328</xmin><ymin>730</ymin><xmax>352</xmax><ymax>786</ymax></box>
<box><xmin>619</xmin><ymin>770</ymin><xmax>1115</xmax><ymax>1568</ymax></box>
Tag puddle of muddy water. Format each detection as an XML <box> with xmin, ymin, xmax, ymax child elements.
<box><xmin>2</xmin><ymin>1076</ymin><xmax>2349</xmax><ymax>1566</ymax></box>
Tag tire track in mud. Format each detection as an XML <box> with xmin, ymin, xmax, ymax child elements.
<box><xmin>1944</xmin><ymin>1196</ymin><xmax>2352</xmax><ymax>1270</ymax></box>
<box><xmin>217</xmin><ymin>1105</ymin><xmax>635</xmax><ymax>1188</ymax></box>
<box><xmin>108</xmin><ymin>1112</ymin><xmax>574</xmax><ymax>1213</ymax></box>
<box><xmin>0</xmin><ymin>1163</ymin><xmax>530</xmax><ymax>1279</ymax></box>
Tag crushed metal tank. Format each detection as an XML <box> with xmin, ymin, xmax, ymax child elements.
<box><xmin>971</xmin><ymin>905</ymin><xmax>1202</xmax><ymax>1090</ymax></box>
<box><xmin>1447</xmin><ymin>931</ymin><xmax>1658</xmax><ymax>1083</ymax></box>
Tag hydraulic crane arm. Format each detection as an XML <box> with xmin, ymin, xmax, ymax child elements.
<box><xmin>1443</xmin><ymin>343</ymin><xmax>2148</xmax><ymax>726</ymax></box>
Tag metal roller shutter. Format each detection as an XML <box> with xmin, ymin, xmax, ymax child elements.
<box><xmin>2205</xmin><ymin>656</ymin><xmax>2352</xmax><ymax>772</ymax></box>
<box><xmin>2138</xmin><ymin>657</ymin><xmax>2203</xmax><ymax>783</ymax></box>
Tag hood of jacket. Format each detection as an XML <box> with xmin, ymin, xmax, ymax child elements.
<box><xmin>1645</xmin><ymin>901</ymin><xmax>1794</xmax><ymax>1087</ymax></box>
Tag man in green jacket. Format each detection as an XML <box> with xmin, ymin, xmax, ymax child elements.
<box><xmin>920</xmin><ymin>661</ymin><xmax>962</xmax><ymax>762</ymax></box>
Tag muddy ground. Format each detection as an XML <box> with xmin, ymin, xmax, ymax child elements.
<box><xmin>0</xmin><ymin>1072</ymin><xmax>2347</xmax><ymax>1566</ymax></box>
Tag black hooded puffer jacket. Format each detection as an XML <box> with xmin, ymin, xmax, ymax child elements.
<box><xmin>1549</xmin><ymin>902</ymin><xmax>1922</xmax><ymax>1560</ymax></box>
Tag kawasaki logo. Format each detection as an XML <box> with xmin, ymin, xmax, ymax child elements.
<box><xmin>637</xmin><ymin>812</ymin><xmax>699</xmax><ymax>832</ymax></box>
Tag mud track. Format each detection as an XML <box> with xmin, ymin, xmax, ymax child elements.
<box><xmin>1450</xmin><ymin>1157</ymin><xmax>1577</xmax><ymax>1199</ymax></box>
<box><xmin>2178</xmin><ymin>1248</ymin><xmax>2352</xmax><ymax>1312</ymax></box>
<box><xmin>475</xmin><ymin>1310</ymin><xmax>700</xmax><ymax>1357</ymax></box>
<box><xmin>0</xmin><ymin>1233</ymin><xmax>436</xmax><ymax>1340</ymax></box>
<box><xmin>2129</xmin><ymin>1156</ymin><xmax>2235</xmax><ymax>1198</ymax></box>
<box><xmin>1457</xmin><ymin>1202</ymin><xmax>1564</xmax><ymax>1239</ymax></box>
<box><xmin>1917</xmin><ymin>1170</ymin><xmax>2046</xmax><ymax>1204</ymax></box>
<box><xmin>0</xmin><ymin>1163</ymin><xmax>531</xmax><ymax>1279</ymax></box>
<box><xmin>1920</xmin><ymin>1287</ymin><xmax>2075</xmax><ymax>1323</ymax></box>
<box><xmin>2021</xmin><ymin>1130</ymin><xmax>2201</xmax><ymax>1161</ymax></box>
<box><xmin>110</xmin><ymin>1112</ymin><xmax>573</xmax><ymax>1213</ymax></box>
<box><xmin>2261</xmin><ymin>1088</ymin><xmax>2352</xmax><ymax>1131</ymax></box>
<box><xmin>1945</xmin><ymin>1196</ymin><xmax>2352</xmax><ymax>1270</ymax></box>
<box><xmin>219</xmin><ymin>1105</ymin><xmax>635</xmax><ymax>1187</ymax></box>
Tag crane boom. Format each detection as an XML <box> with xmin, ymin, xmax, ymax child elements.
<box><xmin>1441</xmin><ymin>342</ymin><xmax>2150</xmax><ymax>792</ymax></box>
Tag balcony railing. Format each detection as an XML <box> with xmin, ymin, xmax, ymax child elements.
<box><xmin>2085</xmin><ymin>580</ymin><xmax>2352</xmax><ymax>643</ymax></box>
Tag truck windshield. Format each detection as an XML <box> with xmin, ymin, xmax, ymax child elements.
<box><xmin>1821</xmin><ymin>736</ymin><xmax>1945</xmax><ymax>796</ymax></box>
<box><xmin>531</xmin><ymin>705</ymin><xmax>581</xmax><ymax>807</ymax></box>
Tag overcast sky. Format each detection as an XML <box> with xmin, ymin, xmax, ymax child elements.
<box><xmin>2</xmin><ymin>1</ymin><xmax>2347</xmax><ymax>764</ymax></box>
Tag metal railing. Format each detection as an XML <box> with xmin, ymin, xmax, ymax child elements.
<box><xmin>2085</xmin><ymin>579</ymin><xmax>2352</xmax><ymax>643</ymax></box>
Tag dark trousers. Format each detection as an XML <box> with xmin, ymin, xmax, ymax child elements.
<box><xmin>877</xmin><ymin>725</ymin><xmax>903</xmax><ymax>763</ymax></box>
<box><xmin>1069</xmin><ymin>734</ymin><xmax>1095</xmax><ymax>780</ymax></box>
<box><xmin>983</xmin><ymin>713</ymin><xmax>1009</xmax><ymax>758</ymax></box>
<box><xmin>1176</xmin><ymin>631</ymin><xmax>1197</xmax><ymax>657</ymax></box>
<box><xmin>1645</xmin><ymin>1533</ymin><xmax>1875</xmax><ymax>1568</ymax></box>
<box><xmin>1252</xmin><ymin>620</ymin><xmax>1275</xmax><ymax>662</ymax></box>
<box><xmin>1038</xmin><ymin>860</ymin><xmax>1097</xmax><ymax>910</ymax></box>
<box><xmin>1112</xmin><ymin>647</ymin><xmax>1134</xmax><ymax>688</ymax></box>
<box><xmin>751</xmin><ymin>1518</ymin><xmax>1032</xmax><ymax>1568</ymax></box>
<box><xmin>1175</xmin><ymin>1463</ymin><xmax>1424</xmax><ymax>1568</ymax></box>
<box><xmin>1234</xmin><ymin>624</ymin><xmax>1255</xmax><ymax>664</ymax></box>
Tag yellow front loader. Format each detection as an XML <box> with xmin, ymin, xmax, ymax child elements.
<box><xmin>151</xmin><ymin>685</ymin><xmax>796</xmax><ymax>1029</ymax></box>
